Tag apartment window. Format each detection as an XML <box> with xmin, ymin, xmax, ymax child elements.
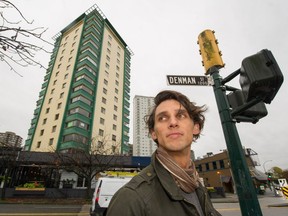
<box><xmin>48</xmin><ymin>98</ymin><xmax>52</xmax><ymax>104</ymax></box>
<box><xmin>65</xmin><ymin>36</ymin><xmax>69</xmax><ymax>41</ymax></box>
<box><xmin>58</xmin><ymin>63</ymin><xmax>62</xmax><ymax>69</ymax></box>
<box><xmin>53</xmin><ymin>80</ymin><xmax>57</xmax><ymax>85</ymax></box>
<box><xmin>115</xmin><ymin>88</ymin><xmax>118</xmax><ymax>94</ymax></box>
<box><xmin>40</xmin><ymin>129</ymin><xmax>44</xmax><ymax>136</ymax></box>
<box><xmin>114</xmin><ymin>97</ymin><xmax>118</xmax><ymax>103</ymax></box>
<box><xmin>115</xmin><ymin>80</ymin><xmax>119</xmax><ymax>86</ymax></box>
<box><xmin>74</xmin><ymin>35</ymin><xmax>78</xmax><ymax>40</ymax></box>
<box><xmin>113</xmin><ymin>124</ymin><xmax>117</xmax><ymax>131</ymax></box>
<box><xmin>43</xmin><ymin>118</ymin><xmax>47</xmax><ymax>125</ymax></box>
<box><xmin>205</xmin><ymin>163</ymin><xmax>210</xmax><ymax>171</ymax></box>
<box><xmin>60</xmin><ymin>56</ymin><xmax>63</xmax><ymax>62</ymax></box>
<box><xmin>60</xmin><ymin>92</ymin><xmax>64</xmax><ymax>98</ymax></box>
<box><xmin>66</xmin><ymin>65</ymin><xmax>70</xmax><ymax>71</ymax></box>
<box><xmin>46</xmin><ymin>108</ymin><xmax>50</xmax><ymax>114</ymax></box>
<box><xmin>51</xmin><ymin>88</ymin><xmax>55</xmax><ymax>94</ymax></box>
<box><xmin>108</xmin><ymin>35</ymin><xmax>112</xmax><ymax>40</ymax></box>
<box><xmin>37</xmin><ymin>141</ymin><xmax>41</xmax><ymax>148</ymax></box>
<box><xmin>212</xmin><ymin>161</ymin><xmax>217</xmax><ymax>170</ymax></box>
<box><xmin>116</xmin><ymin>65</ymin><xmax>120</xmax><ymax>71</ymax></box>
<box><xmin>107</xmin><ymin>48</ymin><xmax>111</xmax><ymax>54</ymax></box>
<box><xmin>57</xmin><ymin>103</ymin><xmax>62</xmax><ymax>109</ymax></box>
<box><xmin>52</xmin><ymin>125</ymin><xmax>56</xmax><ymax>132</ymax></box>
<box><xmin>61</xmin><ymin>50</ymin><xmax>65</xmax><ymax>54</ymax></box>
<box><xmin>106</xmin><ymin>55</ymin><xmax>110</xmax><ymax>61</ymax></box>
<box><xmin>64</xmin><ymin>73</ymin><xmax>69</xmax><ymax>79</ymax></box>
<box><xmin>55</xmin><ymin>114</ymin><xmax>59</xmax><ymax>120</ymax></box>
<box><xmin>72</xmin><ymin>42</ymin><xmax>76</xmax><ymax>47</ymax></box>
<box><xmin>101</xmin><ymin>107</ymin><xmax>106</xmax><ymax>114</ymax></box>
<box><xmin>49</xmin><ymin>138</ymin><xmax>54</xmax><ymax>146</ymax></box>
<box><xmin>100</xmin><ymin>118</ymin><xmax>105</xmax><ymax>125</ymax></box>
<box><xmin>112</xmin><ymin>135</ymin><xmax>116</xmax><ymax>141</ymax></box>
<box><xmin>114</xmin><ymin>105</ymin><xmax>118</xmax><ymax>111</ymax></box>
<box><xmin>113</xmin><ymin>114</ymin><xmax>117</xmax><ymax>121</ymax></box>
<box><xmin>102</xmin><ymin>97</ymin><xmax>106</xmax><ymax>104</ymax></box>
<box><xmin>105</xmin><ymin>63</ymin><xmax>110</xmax><ymax>69</ymax></box>
<box><xmin>56</xmin><ymin>72</ymin><xmax>59</xmax><ymax>77</ymax></box>
<box><xmin>117</xmin><ymin>59</ymin><xmax>120</xmax><ymax>64</ymax></box>
<box><xmin>104</xmin><ymin>79</ymin><xmax>108</xmax><ymax>85</ymax></box>
<box><xmin>198</xmin><ymin>164</ymin><xmax>202</xmax><ymax>172</ymax></box>
<box><xmin>105</xmin><ymin>70</ymin><xmax>109</xmax><ymax>77</ymax></box>
<box><xmin>99</xmin><ymin>129</ymin><xmax>104</xmax><ymax>136</ymax></box>
<box><xmin>62</xmin><ymin>83</ymin><xmax>66</xmax><ymax>89</ymax></box>
<box><xmin>116</xmin><ymin>72</ymin><xmax>119</xmax><ymax>78</ymax></box>
<box><xmin>219</xmin><ymin>160</ymin><xmax>225</xmax><ymax>169</ymax></box>
<box><xmin>103</xmin><ymin>88</ymin><xmax>107</xmax><ymax>94</ymax></box>
<box><xmin>70</xmin><ymin>49</ymin><xmax>74</xmax><ymax>55</ymax></box>
<box><xmin>68</xmin><ymin>57</ymin><xmax>72</xmax><ymax>62</ymax></box>
<box><xmin>117</xmin><ymin>52</ymin><xmax>120</xmax><ymax>58</ymax></box>
<box><xmin>108</xmin><ymin>41</ymin><xmax>111</xmax><ymax>47</ymax></box>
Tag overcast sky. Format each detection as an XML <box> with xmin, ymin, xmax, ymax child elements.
<box><xmin>1</xmin><ymin>0</ymin><xmax>287</xmax><ymax>172</ymax></box>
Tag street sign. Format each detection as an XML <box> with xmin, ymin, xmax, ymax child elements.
<box><xmin>167</xmin><ymin>75</ymin><xmax>211</xmax><ymax>86</ymax></box>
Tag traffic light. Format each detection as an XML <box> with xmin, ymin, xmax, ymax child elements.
<box><xmin>239</xmin><ymin>49</ymin><xmax>284</xmax><ymax>104</ymax></box>
<box><xmin>267</xmin><ymin>172</ymin><xmax>272</xmax><ymax>181</ymax></box>
<box><xmin>227</xmin><ymin>90</ymin><xmax>268</xmax><ymax>123</ymax></box>
<box><xmin>197</xmin><ymin>29</ymin><xmax>225</xmax><ymax>75</ymax></box>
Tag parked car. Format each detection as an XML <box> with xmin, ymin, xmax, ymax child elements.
<box><xmin>90</xmin><ymin>176</ymin><xmax>132</xmax><ymax>216</ymax></box>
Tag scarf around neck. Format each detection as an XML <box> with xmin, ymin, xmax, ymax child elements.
<box><xmin>156</xmin><ymin>146</ymin><xmax>200</xmax><ymax>193</ymax></box>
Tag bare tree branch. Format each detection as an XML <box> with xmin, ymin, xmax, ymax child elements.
<box><xmin>0</xmin><ymin>0</ymin><xmax>53</xmax><ymax>76</ymax></box>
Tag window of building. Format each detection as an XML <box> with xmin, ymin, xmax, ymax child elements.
<box><xmin>53</xmin><ymin>80</ymin><xmax>57</xmax><ymax>85</ymax></box>
<box><xmin>107</xmin><ymin>48</ymin><xmax>111</xmax><ymax>54</ymax></box>
<box><xmin>105</xmin><ymin>63</ymin><xmax>109</xmax><ymax>69</ymax></box>
<box><xmin>46</xmin><ymin>108</ymin><xmax>50</xmax><ymax>114</ymax></box>
<box><xmin>101</xmin><ymin>107</ymin><xmax>106</xmax><ymax>114</ymax></box>
<box><xmin>212</xmin><ymin>161</ymin><xmax>217</xmax><ymax>170</ymax></box>
<box><xmin>103</xmin><ymin>88</ymin><xmax>107</xmax><ymax>94</ymax></box>
<box><xmin>99</xmin><ymin>129</ymin><xmax>104</xmax><ymax>136</ymax></box>
<box><xmin>198</xmin><ymin>164</ymin><xmax>202</xmax><ymax>172</ymax></box>
<box><xmin>40</xmin><ymin>129</ymin><xmax>44</xmax><ymax>136</ymax></box>
<box><xmin>52</xmin><ymin>125</ymin><xmax>57</xmax><ymax>132</ymax></box>
<box><xmin>57</xmin><ymin>103</ymin><xmax>62</xmax><ymax>109</ymax></box>
<box><xmin>37</xmin><ymin>141</ymin><xmax>41</xmax><ymax>148</ymax></box>
<box><xmin>60</xmin><ymin>92</ymin><xmax>64</xmax><ymax>98</ymax></box>
<box><xmin>113</xmin><ymin>124</ymin><xmax>117</xmax><ymax>131</ymax></box>
<box><xmin>219</xmin><ymin>160</ymin><xmax>225</xmax><ymax>169</ymax></box>
<box><xmin>205</xmin><ymin>163</ymin><xmax>210</xmax><ymax>171</ymax></box>
<box><xmin>49</xmin><ymin>138</ymin><xmax>54</xmax><ymax>146</ymax></box>
<box><xmin>55</xmin><ymin>114</ymin><xmax>59</xmax><ymax>120</ymax></box>
<box><xmin>113</xmin><ymin>114</ymin><xmax>117</xmax><ymax>121</ymax></box>
<box><xmin>64</xmin><ymin>73</ymin><xmax>69</xmax><ymax>79</ymax></box>
<box><xmin>48</xmin><ymin>98</ymin><xmax>52</xmax><ymax>104</ymax></box>
<box><xmin>112</xmin><ymin>135</ymin><xmax>116</xmax><ymax>141</ymax></box>
<box><xmin>102</xmin><ymin>97</ymin><xmax>106</xmax><ymax>104</ymax></box>
<box><xmin>43</xmin><ymin>118</ymin><xmax>47</xmax><ymax>125</ymax></box>
<box><xmin>100</xmin><ymin>118</ymin><xmax>105</xmax><ymax>125</ymax></box>
<box><xmin>104</xmin><ymin>79</ymin><xmax>108</xmax><ymax>85</ymax></box>
<box><xmin>62</xmin><ymin>83</ymin><xmax>66</xmax><ymax>89</ymax></box>
<box><xmin>51</xmin><ymin>88</ymin><xmax>55</xmax><ymax>94</ymax></box>
<box><xmin>114</xmin><ymin>105</ymin><xmax>118</xmax><ymax>111</ymax></box>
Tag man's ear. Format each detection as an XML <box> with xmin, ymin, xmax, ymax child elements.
<box><xmin>151</xmin><ymin>130</ymin><xmax>157</xmax><ymax>141</ymax></box>
<box><xmin>193</xmin><ymin>123</ymin><xmax>200</xmax><ymax>135</ymax></box>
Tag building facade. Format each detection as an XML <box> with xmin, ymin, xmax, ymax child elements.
<box><xmin>194</xmin><ymin>148</ymin><xmax>267</xmax><ymax>193</ymax></box>
<box><xmin>133</xmin><ymin>95</ymin><xmax>156</xmax><ymax>156</ymax></box>
<box><xmin>24</xmin><ymin>5</ymin><xmax>132</xmax><ymax>155</ymax></box>
<box><xmin>0</xmin><ymin>131</ymin><xmax>22</xmax><ymax>147</ymax></box>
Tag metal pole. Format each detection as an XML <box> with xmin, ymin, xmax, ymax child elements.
<box><xmin>210</xmin><ymin>68</ymin><xmax>263</xmax><ymax>216</ymax></box>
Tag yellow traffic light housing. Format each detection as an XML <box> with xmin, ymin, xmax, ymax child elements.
<box><xmin>198</xmin><ymin>29</ymin><xmax>225</xmax><ymax>75</ymax></box>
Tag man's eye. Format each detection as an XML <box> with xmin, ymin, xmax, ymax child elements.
<box><xmin>158</xmin><ymin>116</ymin><xmax>167</xmax><ymax>121</ymax></box>
<box><xmin>177</xmin><ymin>113</ymin><xmax>186</xmax><ymax>119</ymax></box>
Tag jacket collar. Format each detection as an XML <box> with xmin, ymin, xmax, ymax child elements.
<box><xmin>151</xmin><ymin>152</ymin><xmax>184</xmax><ymax>200</ymax></box>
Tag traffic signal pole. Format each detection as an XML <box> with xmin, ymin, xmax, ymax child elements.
<box><xmin>197</xmin><ymin>30</ymin><xmax>263</xmax><ymax>215</ymax></box>
<box><xmin>210</xmin><ymin>68</ymin><xmax>262</xmax><ymax>215</ymax></box>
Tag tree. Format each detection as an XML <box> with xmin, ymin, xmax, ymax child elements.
<box><xmin>0</xmin><ymin>142</ymin><xmax>22</xmax><ymax>200</ymax></box>
<box><xmin>54</xmin><ymin>136</ymin><xmax>127</xmax><ymax>199</ymax></box>
<box><xmin>269</xmin><ymin>166</ymin><xmax>283</xmax><ymax>179</ymax></box>
<box><xmin>0</xmin><ymin>0</ymin><xmax>52</xmax><ymax>76</ymax></box>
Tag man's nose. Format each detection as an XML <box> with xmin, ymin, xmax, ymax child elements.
<box><xmin>168</xmin><ymin>116</ymin><xmax>179</xmax><ymax>128</ymax></box>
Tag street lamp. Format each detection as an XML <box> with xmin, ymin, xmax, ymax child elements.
<box><xmin>263</xmin><ymin>160</ymin><xmax>272</xmax><ymax>174</ymax></box>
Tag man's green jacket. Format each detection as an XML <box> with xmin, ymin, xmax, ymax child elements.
<box><xmin>106</xmin><ymin>153</ymin><xmax>222</xmax><ymax>216</ymax></box>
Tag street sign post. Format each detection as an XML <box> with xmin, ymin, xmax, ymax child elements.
<box><xmin>167</xmin><ymin>75</ymin><xmax>211</xmax><ymax>86</ymax></box>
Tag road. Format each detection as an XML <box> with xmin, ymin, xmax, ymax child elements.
<box><xmin>0</xmin><ymin>204</ymin><xmax>87</xmax><ymax>216</ymax></box>
<box><xmin>0</xmin><ymin>190</ymin><xmax>287</xmax><ymax>216</ymax></box>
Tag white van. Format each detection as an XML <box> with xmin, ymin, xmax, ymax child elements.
<box><xmin>90</xmin><ymin>177</ymin><xmax>132</xmax><ymax>216</ymax></box>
